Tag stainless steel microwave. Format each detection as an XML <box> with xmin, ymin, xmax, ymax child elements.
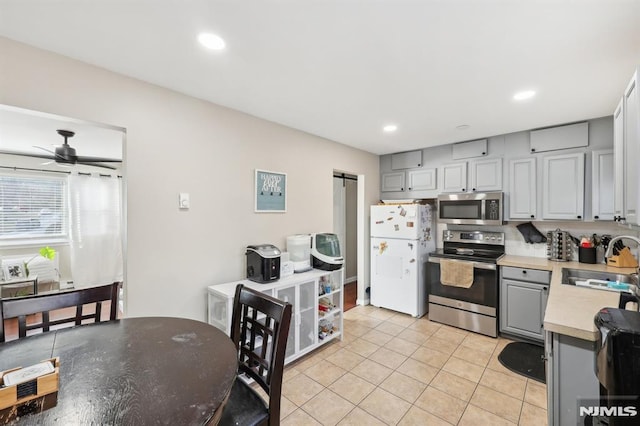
<box><xmin>437</xmin><ymin>192</ymin><xmax>503</xmax><ymax>225</ymax></box>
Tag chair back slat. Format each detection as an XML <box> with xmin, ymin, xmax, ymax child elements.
<box><xmin>0</xmin><ymin>282</ymin><xmax>121</xmax><ymax>342</ymax></box>
<box><xmin>230</xmin><ymin>284</ymin><xmax>292</xmax><ymax>425</ymax></box>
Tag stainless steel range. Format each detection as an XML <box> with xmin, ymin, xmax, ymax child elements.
<box><xmin>427</xmin><ymin>230</ymin><xmax>505</xmax><ymax>337</ymax></box>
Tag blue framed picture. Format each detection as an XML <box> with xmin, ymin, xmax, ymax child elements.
<box><xmin>255</xmin><ymin>169</ymin><xmax>287</xmax><ymax>212</ymax></box>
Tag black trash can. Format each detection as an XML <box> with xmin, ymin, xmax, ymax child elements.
<box><xmin>592</xmin><ymin>308</ymin><xmax>640</xmax><ymax>425</ymax></box>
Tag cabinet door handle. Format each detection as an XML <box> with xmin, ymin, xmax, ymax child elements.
<box><xmin>522</xmin><ymin>270</ymin><xmax>527</xmax><ymax>274</ymax></box>
<box><xmin>530</xmin><ymin>214</ymin><xmax>535</xmax><ymax>218</ymax></box>
<box><xmin>462</xmin><ymin>188</ymin><xmax>466</xmax><ymax>192</ymax></box>
<box><xmin>594</xmin><ymin>215</ymin><xmax>599</xmax><ymax>219</ymax></box>
<box><xmin>543</xmin><ymin>286</ymin><xmax>548</xmax><ymax>291</ymax></box>
<box><xmin>531</xmin><ymin>148</ymin><xmax>536</xmax><ymax>152</ymax></box>
<box><xmin>472</xmin><ymin>188</ymin><xmax>476</xmax><ymax>191</ymax></box>
<box><xmin>577</xmin><ymin>215</ymin><xmax>582</xmax><ymax>219</ymax></box>
<box><xmin>400</xmin><ymin>188</ymin><xmax>404</xmax><ymax>191</ymax></box>
<box><xmin>408</xmin><ymin>187</ymin><xmax>412</xmax><ymax>190</ymax></box>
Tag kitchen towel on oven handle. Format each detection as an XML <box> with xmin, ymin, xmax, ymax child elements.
<box><xmin>440</xmin><ymin>259</ymin><xmax>474</xmax><ymax>288</ymax></box>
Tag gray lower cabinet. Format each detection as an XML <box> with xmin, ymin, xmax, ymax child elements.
<box><xmin>500</xmin><ymin>266</ymin><xmax>550</xmax><ymax>342</ymax></box>
<box><xmin>545</xmin><ymin>331</ymin><xmax>600</xmax><ymax>426</ymax></box>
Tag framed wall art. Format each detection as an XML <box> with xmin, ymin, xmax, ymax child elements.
<box><xmin>255</xmin><ymin>169</ymin><xmax>287</xmax><ymax>213</ymax></box>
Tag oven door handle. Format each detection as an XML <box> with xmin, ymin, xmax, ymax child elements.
<box><xmin>427</xmin><ymin>256</ymin><xmax>496</xmax><ymax>271</ymax></box>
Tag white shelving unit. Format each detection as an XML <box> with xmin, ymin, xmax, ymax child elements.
<box><xmin>207</xmin><ymin>268</ymin><xmax>344</xmax><ymax>364</ymax></box>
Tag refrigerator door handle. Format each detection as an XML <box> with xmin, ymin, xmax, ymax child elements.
<box><xmin>427</xmin><ymin>256</ymin><xmax>496</xmax><ymax>271</ymax></box>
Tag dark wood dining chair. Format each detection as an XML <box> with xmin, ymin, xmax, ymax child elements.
<box><xmin>0</xmin><ymin>281</ymin><xmax>121</xmax><ymax>342</ymax></box>
<box><xmin>219</xmin><ymin>284</ymin><xmax>292</xmax><ymax>426</ymax></box>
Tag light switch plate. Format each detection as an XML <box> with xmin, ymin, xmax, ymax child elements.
<box><xmin>179</xmin><ymin>193</ymin><xmax>190</xmax><ymax>209</ymax></box>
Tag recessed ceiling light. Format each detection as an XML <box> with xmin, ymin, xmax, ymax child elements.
<box><xmin>513</xmin><ymin>90</ymin><xmax>536</xmax><ymax>101</ymax></box>
<box><xmin>383</xmin><ymin>124</ymin><xmax>398</xmax><ymax>133</ymax></box>
<box><xmin>198</xmin><ymin>32</ymin><xmax>226</xmax><ymax>50</ymax></box>
<box><xmin>456</xmin><ymin>124</ymin><xmax>470</xmax><ymax>130</ymax></box>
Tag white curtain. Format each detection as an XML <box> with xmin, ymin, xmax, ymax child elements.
<box><xmin>68</xmin><ymin>174</ymin><xmax>123</xmax><ymax>287</ymax></box>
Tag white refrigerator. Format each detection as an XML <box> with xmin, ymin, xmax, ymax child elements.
<box><xmin>370</xmin><ymin>203</ymin><xmax>435</xmax><ymax>318</ymax></box>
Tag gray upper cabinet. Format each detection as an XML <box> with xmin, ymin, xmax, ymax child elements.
<box><xmin>623</xmin><ymin>70</ymin><xmax>640</xmax><ymax>226</ymax></box>
<box><xmin>381</xmin><ymin>171</ymin><xmax>405</xmax><ymax>192</ymax></box>
<box><xmin>542</xmin><ymin>152</ymin><xmax>585</xmax><ymax>220</ymax></box>
<box><xmin>440</xmin><ymin>162</ymin><xmax>468</xmax><ymax>192</ymax></box>
<box><xmin>613</xmin><ymin>98</ymin><xmax>625</xmax><ymax>220</ymax></box>
<box><xmin>391</xmin><ymin>150</ymin><xmax>422</xmax><ymax>170</ymax></box>
<box><xmin>452</xmin><ymin>139</ymin><xmax>488</xmax><ymax>160</ymax></box>
<box><xmin>591</xmin><ymin>149</ymin><xmax>614</xmax><ymax>220</ymax></box>
<box><xmin>509</xmin><ymin>158</ymin><xmax>537</xmax><ymax>220</ymax></box>
<box><xmin>469</xmin><ymin>158</ymin><xmax>502</xmax><ymax>192</ymax></box>
<box><xmin>407</xmin><ymin>168</ymin><xmax>437</xmax><ymax>191</ymax></box>
<box><xmin>530</xmin><ymin>122</ymin><xmax>588</xmax><ymax>153</ymax></box>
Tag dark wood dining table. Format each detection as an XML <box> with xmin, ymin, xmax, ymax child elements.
<box><xmin>0</xmin><ymin>317</ymin><xmax>238</xmax><ymax>425</ymax></box>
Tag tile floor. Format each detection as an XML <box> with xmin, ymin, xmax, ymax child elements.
<box><xmin>277</xmin><ymin>304</ymin><xmax>548</xmax><ymax>425</ymax></box>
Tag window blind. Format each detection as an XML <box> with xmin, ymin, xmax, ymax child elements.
<box><xmin>0</xmin><ymin>174</ymin><xmax>68</xmax><ymax>243</ymax></box>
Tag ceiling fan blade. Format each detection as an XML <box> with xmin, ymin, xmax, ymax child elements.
<box><xmin>76</xmin><ymin>161</ymin><xmax>117</xmax><ymax>170</ymax></box>
<box><xmin>33</xmin><ymin>145</ymin><xmax>56</xmax><ymax>155</ymax></box>
<box><xmin>0</xmin><ymin>150</ymin><xmax>55</xmax><ymax>160</ymax></box>
<box><xmin>76</xmin><ymin>155</ymin><xmax>122</xmax><ymax>163</ymax></box>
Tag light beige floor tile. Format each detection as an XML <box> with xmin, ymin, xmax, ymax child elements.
<box><xmin>458</xmin><ymin>404</ymin><xmax>516</xmax><ymax>426</ymax></box>
<box><xmin>460</xmin><ymin>332</ymin><xmax>499</xmax><ymax>354</ymax></box>
<box><xmin>480</xmin><ymin>368</ymin><xmax>527</xmax><ymax>400</ymax></box>
<box><xmin>325</xmin><ymin>348</ymin><xmax>366</xmax><ymax>370</ymax></box>
<box><xmin>347</xmin><ymin>305</ymin><xmax>377</xmax><ymax>316</ymax></box>
<box><xmin>359</xmin><ymin>387</ymin><xmax>412</xmax><ymax>425</ymax></box>
<box><xmin>407</xmin><ymin>318</ymin><xmax>442</xmax><ymax>335</ymax></box>
<box><xmin>344</xmin><ymin>337</ymin><xmax>381</xmax><ymax>358</ymax></box>
<box><xmin>442</xmin><ymin>356</ymin><xmax>485</xmax><ymax>383</ymax></box>
<box><xmin>282</xmin><ymin>408</ymin><xmax>322</xmax><ymax>426</ymax></box>
<box><xmin>351</xmin><ymin>315</ymin><xmax>384</xmax><ymax>329</ymax></box>
<box><xmin>384</xmin><ymin>336</ymin><xmax>420</xmax><ymax>356</ymax></box>
<box><xmin>292</xmin><ymin>352</ymin><xmax>322</xmax><ymax>372</ymax></box>
<box><xmin>375</xmin><ymin>321</ymin><xmax>406</xmax><ymax>336</ymax></box>
<box><xmin>304</xmin><ymin>361</ymin><xmax>347</xmax><ymax>387</ymax></box>
<box><xmin>379</xmin><ymin>371</ymin><xmax>427</xmax><ymax>403</ymax></box>
<box><xmin>414</xmin><ymin>386</ymin><xmax>467</xmax><ymax>424</ymax></box>
<box><xmin>282</xmin><ymin>373</ymin><xmax>325</xmax><ymax>406</ymax></box>
<box><xmin>301</xmin><ymin>389</ymin><xmax>355</xmax><ymax>426</ymax></box>
<box><xmin>351</xmin><ymin>358</ymin><xmax>393</xmax><ymax>385</ymax></box>
<box><xmin>430</xmin><ymin>370</ymin><xmax>478</xmax><ymax>402</ymax></box>
<box><xmin>519</xmin><ymin>401</ymin><xmax>548</xmax><ymax>426</ymax></box>
<box><xmin>452</xmin><ymin>344</ymin><xmax>492</xmax><ymax>367</ymax></box>
<box><xmin>397</xmin><ymin>358</ymin><xmax>439</xmax><ymax>385</ymax></box>
<box><xmin>432</xmin><ymin>325</ymin><xmax>468</xmax><ymax>344</ymax></box>
<box><xmin>328</xmin><ymin>373</ymin><xmax>376</xmax><ymax>405</ymax></box>
<box><xmin>367</xmin><ymin>309</ymin><xmax>396</xmax><ymax>321</ymax></box>
<box><xmin>411</xmin><ymin>346</ymin><xmax>451</xmax><ymax>369</ymax></box>
<box><xmin>345</xmin><ymin>322</ymin><xmax>372</xmax><ymax>337</ymax></box>
<box><xmin>397</xmin><ymin>328</ymin><xmax>430</xmax><ymax>345</ymax></box>
<box><xmin>336</xmin><ymin>331</ymin><xmax>358</xmax><ymax>347</ymax></box>
<box><xmin>283</xmin><ymin>366</ymin><xmax>301</xmax><ymax>383</ymax></box>
<box><xmin>360</xmin><ymin>328</ymin><xmax>395</xmax><ymax>345</ymax></box>
<box><xmin>280</xmin><ymin>396</ymin><xmax>297</xmax><ymax>420</ymax></box>
<box><xmin>469</xmin><ymin>384</ymin><xmax>523</xmax><ymax>423</ymax></box>
<box><xmin>398</xmin><ymin>405</ymin><xmax>453</xmax><ymax>426</ymax></box>
<box><xmin>316</xmin><ymin>340</ymin><xmax>342</xmax><ymax>358</ymax></box>
<box><xmin>387</xmin><ymin>313</ymin><xmax>417</xmax><ymax>328</ymax></box>
<box><xmin>524</xmin><ymin>380</ymin><xmax>547</xmax><ymax>409</ymax></box>
<box><xmin>423</xmin><ymin>335</ymin><xmax>460</xmax><ymax>355</ymax></box>
<box><xmin>369</xmin><ymin>347</ymin><xmax>408</xmax><ymax>369</ymax></box>
<box><xmin>337</xmin><ymin>407</ymin><xmax>386</xmax><ymax>426</ymax></box>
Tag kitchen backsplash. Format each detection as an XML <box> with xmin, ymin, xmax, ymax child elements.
<box><xmin>440</xmin><ymin>221</ymin><xmax>640</xmax><ymax>261</ymax></box>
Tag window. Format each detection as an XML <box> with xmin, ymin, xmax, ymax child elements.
<box><xmin>0</xmin><ymin>173</ymin><xmax>68</xmax><ymax>244</ymax></box>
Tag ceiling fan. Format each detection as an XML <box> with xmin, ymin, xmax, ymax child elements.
<box><xmin>28</xmin><ymin>129</ymin><xmax>122</xmax><ymax>170</ymax></box>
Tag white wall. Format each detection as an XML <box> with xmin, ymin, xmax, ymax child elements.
<box><xmin>0</xmin><ymin>37</ymin><xmax>379</xmax><ymax>320</ymax></box>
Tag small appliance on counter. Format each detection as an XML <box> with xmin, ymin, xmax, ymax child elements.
<box><xmin>286</xmin><ymin>234</ymin><xmax>312</xmax><ymax>272</ymax></box>
<box><xmin>546</xmin><ymin>229</ymin><xmax>574</xmax><ymax>261</ymax></box>
<box><xmin>245</xmin><ymin>244</ymin><xmax>281</xmax><ymax>283</ymax></box>
<box><xmin>310</xmin><ymin>233</ymin><xmax>343</xmax><ymax>271</ymax></box>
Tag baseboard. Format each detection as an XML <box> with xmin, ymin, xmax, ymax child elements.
<box><xmin>356</xmin><ymin>298</ymin><xmax>370</xmax><ymax>306</ymax></box>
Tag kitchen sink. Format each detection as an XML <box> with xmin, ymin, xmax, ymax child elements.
<box><xmin>561</xmin><ymin>268</ymin><xmax>638</xmax><ymax>292</ymax></box>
